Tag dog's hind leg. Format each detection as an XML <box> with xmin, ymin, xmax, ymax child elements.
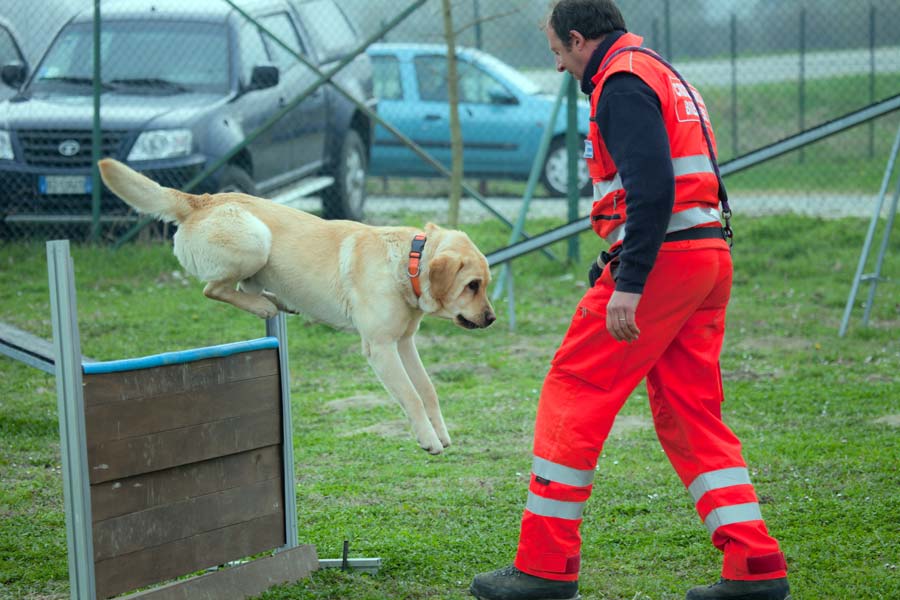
<box><xmin>203</xmin><ymin>280</ymin><xmax>279</xmax><ymax>319</ymax></box>
<box><xmin>398</xmin><ymin>335</ymin><xmax>451</xmax><ymax>449</ymax></box>
<box><xmin>363</xmin><ymin>339</ymin><xmax>443</xmax><ymax>455</ymax></box>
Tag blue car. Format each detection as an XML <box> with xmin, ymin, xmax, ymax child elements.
<box><xmin>367</xmin><ymin>43</ymin><xmax>591</xmax><ymax>196</ymax></box>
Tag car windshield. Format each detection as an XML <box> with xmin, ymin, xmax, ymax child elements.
<box><xmin>0</xmin><ymin>24</ymin><xmax>23</xmax><ymax>67</ymax></box>
<box><xmin>30</xmin><ymin>20</ymin><xmax>229</xmax><ymax>95</ymax></box>
<box><xmin>473</xmin><ymin>51</ymin><xmax>541</xmax><ymax>95</ymax></box>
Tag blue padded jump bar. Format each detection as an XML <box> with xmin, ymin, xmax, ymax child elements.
<box><xmin>82</xmin><ymin>337</ymin><xmax>279</xmax><ymax>374</ymax></box>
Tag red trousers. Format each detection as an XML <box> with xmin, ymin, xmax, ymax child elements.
<box><xmin>514</xmin><ymin>240</ymin><xmax>786</xmax><ymax>582</ymax></box>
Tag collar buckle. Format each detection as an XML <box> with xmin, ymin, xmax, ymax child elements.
<box><xmin>408</xmin><ymin>233</ymin><xmax>427</xmax><ymax>297</ymax></box>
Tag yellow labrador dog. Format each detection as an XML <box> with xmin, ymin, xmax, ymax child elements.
<box><xmin>98</xmin><ymin>159</ymin><xmax>495</xmax><ymax>455</ymax></box>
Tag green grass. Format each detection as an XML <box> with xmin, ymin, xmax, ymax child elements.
<box><xmin>1</xmin><ymin>213</ymin><xmax>899</xmax><ymax>599</ymax></box>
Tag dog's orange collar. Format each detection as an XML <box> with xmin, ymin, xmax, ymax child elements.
<box><xmin>407</xmin><ymin>233</ymin><xmax>427</xmax><ymax>298</ymax></box>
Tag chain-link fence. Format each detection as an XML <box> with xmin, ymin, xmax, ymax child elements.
<box><xmin>0</xmin><ymin>0</ymin><xmax>383</xmax><ymax>242</ymax></box>
<box><xmin>0</xmin><ymin>0</ymin><xmax>899</xmax><ymax>242</ymax></box>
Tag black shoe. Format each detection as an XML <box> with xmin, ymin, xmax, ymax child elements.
<box><xmin>469</xmin><ymin>565</ymin><xmax>580</xmax><ymax>600</ymax></box>
<box><xmin>685</xmin><ymin>577</ymin><xmax>791</xmax><ymax>600</ymax></box>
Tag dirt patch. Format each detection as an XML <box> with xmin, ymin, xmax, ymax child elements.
<box><xmin>722</xmin><ymin>366</ymin><xmax>785</xmax><ymax>381</ymax></box>
<box><xmin>873</xmin><ymin>415</ymin><xmax>900</xmax><ymax>427</ymax></box>
<box><xmin>341</xmin><ymin>415</ymin><xmax>653</xmax><ymax>440</ymax></box>
<box><xmin>341</xmin><ymin>419</ymin><xmax>410</xmax><ymax>439</ymax></box>
<box><xmin>504</xmin><ymin>339</ymin><xmax>559</xmax><ymax>362</ymax></box>
<box><xmin>734</xmin><ymin>336</ymin><xmax>812</xmax><ymax>352</ymax></box>
<box><xmin>428</xmin><ymin>361</ymin><xmax>495</xmax><ymax>377</ymax></box>
<box><xmin>323</xmin><ymin>394</ymin><xmax>392</xmax><ymax>413</ymax></box>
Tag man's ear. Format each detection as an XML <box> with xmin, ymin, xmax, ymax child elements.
<box><xmin>569</xmin><ymin>29</ymin><xmax>585</xmax><ymax>50</ymax></box>
<box><xmin>428</xmin><ymin>251</ymin><xmax>463</xmax><ymax>303</ymax></box>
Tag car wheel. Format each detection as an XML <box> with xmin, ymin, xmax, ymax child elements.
<box><xmin>322</xmin><ymin>129</ymin><xmax>367</xmax><ymax>221</ymax></box>
<box><xmin>217</xmin><ymin>164</ymin><xmax>257</xmax><ymax>195</ymax></box>
<box><xmin>541</xmin><ymin>137</ymin><xmax>591</xmax><ymax>197</ymax></box>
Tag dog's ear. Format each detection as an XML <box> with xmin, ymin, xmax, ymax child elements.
<box><xmin>425</xmin><ymin>222</ymin><xmax>443</xmax><ymax>234</ymax></box>
<box><xmin>428</xmin><ymin>251</ymin><xmax>463</xmax><ymax>303</ymax></box>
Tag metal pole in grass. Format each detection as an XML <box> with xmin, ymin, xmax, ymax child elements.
<box><xmin>507</xmin><ymin>261</ymin><xmax>516</xmax><ymax>331</ymax></box>
<box><xmin>492</xmin><ymin>75</ymin><xmax>568</xmax><ymax>302</ymax></box>
<box><xmin>839</xmin><ymin>121</ymin><xmax>900</xmax><ymax>337</ymax></box>
<box><xmin>90</xmin><ymin>0</ymin><xmax>102</xmax><ymax>242</ymax></box>
<box><xmin>861</xmin><ymin>165</ymin><xmax>900</xmax><ymax>327</ymax></box>
<box><xmin>47</xmin><ymin>240</ymin><xmax>96</xmax><ymax>599</ymax></box>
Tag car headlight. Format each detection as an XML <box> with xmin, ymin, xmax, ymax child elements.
<box><xmin>0</xmin><ymin>131</ymin><xmax>13</xmax><ymax>160</ymax></box>
<box><xmin>127</xmin><ymin>129</ymin><xmax>192</xmax><ymax>161</ymax></box>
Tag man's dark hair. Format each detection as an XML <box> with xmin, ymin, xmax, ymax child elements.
<box><xmin>547</xmin><ymin>0</ymin><xmax>626</xmax><ymax>48</ymax></box>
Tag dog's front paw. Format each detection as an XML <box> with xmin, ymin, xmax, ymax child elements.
<box><xmin>249</xmin><ymin>297</ymin><xmax>279</xmax><ymax>319</ymax></box>
<box><xmin>416</xmin><ymin>430</ymin><xmax>444</xmax><ymax>455</ymax></box>
<box><xmin>436</xmin><ymin>428</ymin><xmax>452</xmax><ymax>449</ymax></box>
<box><xmin>261</xmin><ymin>291</ymin><xmax>299</xmax><ymax>314</ymax></box>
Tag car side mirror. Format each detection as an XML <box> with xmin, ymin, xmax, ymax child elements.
<box><xmin>1</xmin><ymin>62</ymin><xmax>27</xmax><ymax>89</ymax></box>
<box><xmin>488</xmin><ymin>88</ymin><xmax>517</xmax><ymax>105</ymax></box>
<box><xmin>248</xmin><ymin>65</ymin><xmax>279</xmax><ymax>91</ymax></box>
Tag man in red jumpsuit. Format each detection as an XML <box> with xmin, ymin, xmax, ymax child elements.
<box><xmin>470</xmin><ymin>1</ymin><xmax>790</xmax><ymax>599</ymax></box>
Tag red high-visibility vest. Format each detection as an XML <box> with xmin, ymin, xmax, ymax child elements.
<box><xmin>586</xmin><ymin>33</ymin><xmax>721</xmax><ymax>243</ymax></box>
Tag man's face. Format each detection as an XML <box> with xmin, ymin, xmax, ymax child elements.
<box><xmin>546</xmin><ymin>26</ymin><xmax>586</xmax><ymax>81</ymax></box>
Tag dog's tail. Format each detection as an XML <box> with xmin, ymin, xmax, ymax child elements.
<box><xmin>97</xmin><ymin>158</ymin><xmax>192</xmax><ymax>223</ymax></box>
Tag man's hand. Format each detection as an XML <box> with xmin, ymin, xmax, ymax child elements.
<box><xmin>607</xmin><ymin>290</ymin><xmax>641</xmax><ymax>342</ymax></box>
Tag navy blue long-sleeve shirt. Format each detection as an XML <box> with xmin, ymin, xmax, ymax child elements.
<box><xmin>581</xmin><ymin>31</ymin><xmax>675</xmax><ymax>294</ymax></box>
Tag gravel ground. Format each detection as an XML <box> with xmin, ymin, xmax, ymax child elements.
<box><xmin>280</xmin><ymin>192</ymin><xmax>896</xmax><ymax>224</ymax></box>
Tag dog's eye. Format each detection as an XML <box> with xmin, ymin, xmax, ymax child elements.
<box><xmin>468</xmin><ymin>280</ymin><xmax>480</xmax><ymax>292</ymax></box>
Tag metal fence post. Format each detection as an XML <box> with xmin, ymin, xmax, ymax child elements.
<box><xmin>869</xmin><ymin>5</ymin><xmax>877</xmax><ymax>159</ymax></box>
<box><xmin>90</xmin><ymin>0</ymin><xmax>102</xmax><ymax>242</ymax></box>
<box><xmin>798</xmin><ymin>7</ymin><xmax>806</xmax><ymax>164</ymax></box>
<box><xmin>565</xmin><ymin>75</ymin><xmax>580</xmax><ymax>263</ymax></box>
<box><xmin>730</xmin><ymin>13</ymin><xmax>739</xmax><ymax>159</ymax></box>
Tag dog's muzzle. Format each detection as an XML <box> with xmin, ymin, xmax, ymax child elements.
<box><xmin>456</xmin><ymin>311</ymin><xmax>496</xmax><ymax>329</ymax></box>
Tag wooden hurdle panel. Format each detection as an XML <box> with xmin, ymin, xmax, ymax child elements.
<box><xmin>47</xmin><ymin>240</ymin><xmax>316</xmax><ymax>600</ymax></box>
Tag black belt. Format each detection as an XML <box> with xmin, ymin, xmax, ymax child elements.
<box><xmin>602</xmin><ymin>227</ymin><xmax>726</xmax><ymax>267</ymax></box>
<box><xmin>664</xmin><ymin>227</ymin><xmax>727</xmax><ymax>242</ymax></box>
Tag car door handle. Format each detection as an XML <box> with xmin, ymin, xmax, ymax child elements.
<box><xmin>424</xmin><ymin>114</ymin><xmax>442</xmax><ymax>121</ymax></box>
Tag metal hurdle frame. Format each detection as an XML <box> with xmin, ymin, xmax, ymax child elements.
<box><xmin>47</xmin><ymin>239</ymin><xmax>306</xmax><ymax>599</ymax></box>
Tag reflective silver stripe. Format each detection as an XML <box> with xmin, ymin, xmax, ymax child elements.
<box><xmin>591</xmin><ymin>154</ymin><xmax>715</xmax><ymax>201</ymax></box>
<box><xmin>703</xmin><ymin>502</ymin><xmax>763</xmax><ymax>536</ymax></box>
<box><xmin>603</xmin><ymin>206</ymin><xmax>722</xmax><ymax>245</ymax></box>
<box><xmin>688</xmin><ymin>467</ymin><xmax>752</xmax><ymax>504</ymax></box>
<box><xmin>532</xmin><ymin>456</ymin><xmax>595</xmax><ymax>488</ymax></box>
<box><xmin>525</xmin><ymin>492</ymin><xmax>585</xmax><ymax>520</ymax></box>
<box><xmin>593</xmin><ymin>175</ymin><xmax>623</xmax><ymax>199</ymax></box>
<box><xmin>673</xmin><ymin>154</ymin><xmax>715</xmax><ymax>177</ymax></box>
<box><xmin>604</xmin><ymin>225</ymin><xmax>627</xmax><ymax>244</ymax></box>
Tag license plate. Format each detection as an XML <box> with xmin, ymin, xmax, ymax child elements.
<box><xmin>39</xmin><ymin>175</ymin><xmax>92</xmax><ymax>195</ymax></box>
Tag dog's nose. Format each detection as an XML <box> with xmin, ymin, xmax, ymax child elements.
<box><xmin>485</xmin><ymin>311</ymin><xmax>496</xmax><ymax>326</ymax></box>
